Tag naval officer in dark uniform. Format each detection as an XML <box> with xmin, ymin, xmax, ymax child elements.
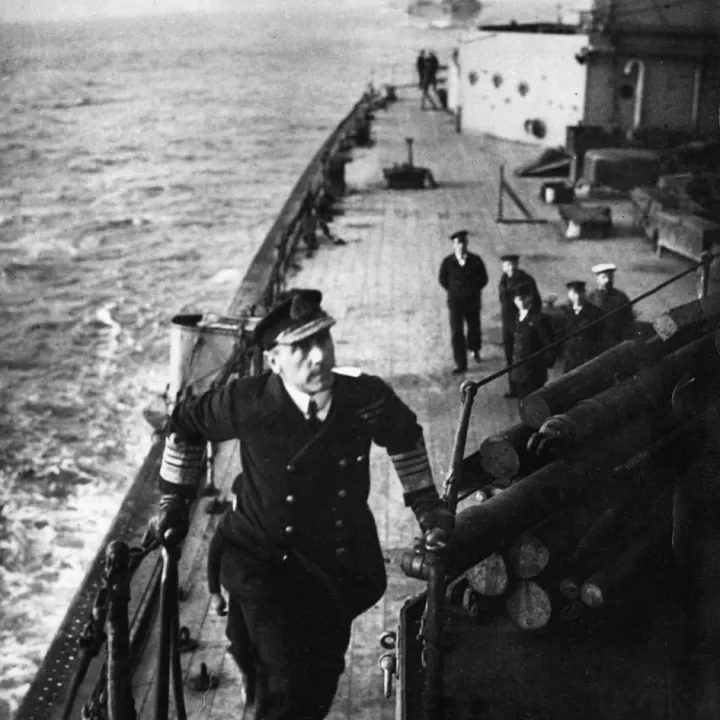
<box><xmin>559</xmin><ymin>280</ymin><xmax>605</xmax><ymax>374</ymax></box>
<box><xmin>438</xmin><ymin>229</ymin><xmax>489</xmax><ymax>374</ymax></box>
<box><xmin>509</xmin><ymin>282</ymin><xmax>555</xmax><ymax>400</ymax></box>
<box><xmin>587</xmin><ymin>263</ymin><xmax>635</xmax><ymax>350</ymax></box>
<box><xmin>153</xmin><ymin>289</ymin><xmax>453</xmax><ymax>720</ymax></box>
<box><xmin>498</xmin><ymin>253</ymin><xmax>541</xmax><ymax>397</ymax></box>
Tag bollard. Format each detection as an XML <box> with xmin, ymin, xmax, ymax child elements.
<box><xmin>405</xmin><ymin>137</ymin><xmax>415</xmax><ymax>167</ymax></box>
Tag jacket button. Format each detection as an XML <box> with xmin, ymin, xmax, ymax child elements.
<box><xmin>356</xmin><ymin>454</ymin><xmax>365</xmax><ymax>463</ymax></box>
<box><xmin>282</xmin><ymin>554</ymin><xmax>289</xmax><ymax>563</ymax></box>
<box><xmin>335</xmin><ymin>520</ymin><xmax>343</xmax><ymax>530</ymax></box>
<box><xmin>337</xmin><ymin>489</ymin><xmax>347</xmax><ymax>498</ymax></box>
<box><xmin>286</xmin><ymin>463</ymin><xmax>295</xmax><ymax>473</ymax></box>
<box><xmin>338</xmin><ymin>458</ymin><xmax>348</xmax><ymax>468</ymax></box>
<box><xmin>284</xmin><ymin>525</ymin><xmax>294</xmax><ymax>535</ymax></box>
<box><xmin>286</xmin><ymin>494</ymin><xmax>296</xmax><ymax>504</ymax></box>
<box><xmin>335</xmin><ymin>547</ymin><xmax>346</xmax><ymax>556</ymax></box>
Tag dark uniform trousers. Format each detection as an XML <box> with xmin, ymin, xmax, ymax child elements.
<box><xmin>227</xmin><ymin>575</ymin><xmax>351</xmax><ymax>719</ymax></box>
<box><xmin>439</xmin><ymin>253</ymin><xmax>488</xmax><ymax>370</ymax></box>
<box><xmin>509</xmin><ymin>310</ymin><xmax>555</xmax><ymax>400</ymax></box>
<box><xmin>165</xmin><ymin>371</ymin><xmax>433</xmax><ymax>720</ymax></box>
<box><xmin>448</xmin><ymin>298</ymin><xmax>481</xmax><ymax>370</ymax></box>
<box><xmin>498</xmin><ymin>270</ymin><xmax>541</xmax><ymax>391</ymax></box>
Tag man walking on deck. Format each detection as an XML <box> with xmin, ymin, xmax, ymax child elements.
<box><xmin>560</xmin><ymin>280</ymin><xmax>604</xmax><ymax>374</ymax></box>
<box><xmin>151</xmin><ymin>289</ymin><xmax>453</xmax><ymax>720</ymax></box>
<box><xmin>498</xmin><ymin>254</ymin><xmax>541</xmax><ymax>397</ymax></box>
<box><xmin>420</xmin><ymin>51</ymin><xmax>440</xmax><ymax>110</ymax></box>
<box><xmin>416</xmin><ymin>49</ymin><xmax>426</xmax><ymax>88</ymax></box>
<box><xmin>439</xmin><ymin>230</ymin><xmax>489</xmax><ymax>375</ymax></box>
<box><xmin>509</xmin><ymin>282</ymin><xmax>556</xmax><ymax>400</ymax></box>
<box><xmin>588</xmin><ymin>263</ymin><xmax>635</xmax><ymax>350</ymax></box>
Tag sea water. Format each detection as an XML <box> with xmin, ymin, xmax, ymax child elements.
<box><xmin>0</xmin><ymin>0</ymin><xmax>555</xmax><ymax>713</ymax></box>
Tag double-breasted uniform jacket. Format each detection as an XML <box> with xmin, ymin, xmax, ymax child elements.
<box><xmin>560</xmin><ymin>301</ymin><xmax>605</xmax><ymax>373</ymax></box>
<box><xmin>498</xmin><ymin>270</ymin><xmax>541</xmax><ymax>333</ymax></box>
<box><xmin>164</xmin><ymin>370</ymin><xmax>434</xmax><ymax>620</ymax></box>
<box><xmin>509</xmin><ymin>309</ymin><xmax>555</xmax><ymax>393</ymax></box>
<box><xmin>438</xmin><ymin>252</ymin><xmax>489</xmax><ymax>310</ymax></box>
<box><xmin>587</xmin><ymin>286</ymin><xmax>634</xmax><ymax>349</ymax></box>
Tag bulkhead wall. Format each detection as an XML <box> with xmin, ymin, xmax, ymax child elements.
<box><xmin>584</xmin><ymin>50</ymin><xmax>720</xmax><ymax>135</ymax></box>
<box><xmin>457</xmin><ymin>32</ymin><xmax>589</xmax><ymax>146</ymax></box>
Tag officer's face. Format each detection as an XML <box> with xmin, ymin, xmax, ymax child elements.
<box><xmin>597</xmin><ymin>272</ymin><xmax>613</xmax><ymax>289</ymax></box>
<box><xmin>266</xmin><ymin>329</ymin><xmax>336</xmax><ymax>395</ymax></box>
<box><xmin>502</xmin><ymin>260</ymin><xmax>517</xmax><ymax>276</ymax></box>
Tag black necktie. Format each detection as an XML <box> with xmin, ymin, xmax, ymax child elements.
<box><xmin>308</xmin><ymin>399</ymin><xmax>321</xmax><ymax>433</ymax></box>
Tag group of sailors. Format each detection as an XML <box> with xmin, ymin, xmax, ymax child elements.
<box><xmin>439</xmin><ymin>229</ymin><xmax>635</xmax><ymax>400</ymax></box>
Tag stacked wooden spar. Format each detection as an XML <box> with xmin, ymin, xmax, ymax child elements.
<box><xmin>478</xmin><ymin>294</ymin><xmax>720</xmax><ymax>485</ymax></box>
<box><xmin>446</xmin><ymin>295</ymin><xmax>720</xmax><ymax>631</ymax></box>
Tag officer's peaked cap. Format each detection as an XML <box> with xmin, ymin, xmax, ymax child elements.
<box><xmin>450</xmin><ymin>229</ymin><xmax>469</xmax><ymax>241</ymax></box>
<box><xmin>253</xmin><ymin>289</ymin><xmax>336</xmax><ymax>349</ymax></box>
<box><xmin>500</xmin><ymin>253</ymin><xmax>520</xmax><ymax>262</ymax></box>
<box><xmin>566</xmin><ymin>280</ymin><xmax>587</xmax><ymax>292</ymax></box>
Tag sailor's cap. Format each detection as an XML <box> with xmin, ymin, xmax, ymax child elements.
<box><xmin>450</xmin><ymin>229</ymin><xmax>469</xmax><ymax>241</ymax></box>
<box><xmin>500</xmin><ymin>253</ymin><xmax>520</xmax><ymax>262</ymax></box>
<box><xmin>253</xmin><ymin>289</ymin><xmax>336</xmax><ymax>350</ymax></box>
<box><xmin>566</xmin><ymin>280</ymin><xmax>587</xmax><ymax>292</ymax></box>
<box><xmin>591</xmin><ymin>263</ymin><xmax>617</xmax><ymax>274</ymax></box>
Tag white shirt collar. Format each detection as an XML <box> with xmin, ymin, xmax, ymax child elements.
<box><xmin>282</xmin><ymin>379</ymin><xmax>333</xmax><ymax>422</ymax></box>
<box><xmin>455</xmin><ymin>253</ymin><xmax>467</xmax><ymax>267</ymax></box>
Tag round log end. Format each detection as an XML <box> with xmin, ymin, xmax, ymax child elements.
<box><xmin>467</xmin><ymin>553</ymin><xmax>509</xmax><ymax>597</ymax></box>
<box><xmin>509</xmin><ymin>532</ymin><xmax>550</xmax><ymax>579</ymax></box>
<box><xmin>558</xmin><ymin>578</ymin><xmax>580</xmax><ymax>600</ymax></box>
<box><xmin>519</xmin><ymin>394</ymin><xmax>552</xmax><ymax>430</ymax></box>
<box><xmin>580</xmin><ymin>582</ymin><xmax>604</xmax><ymax>608</ymax></box>
<box><xmin>480</xmin><ymin>437</ymin><xmax>521</xmax><ymax>481</ymax></box>
<box><xmin>505</xmin><ymin>579</ymin><xmax>552</xmax><ymax>630</ymax></box>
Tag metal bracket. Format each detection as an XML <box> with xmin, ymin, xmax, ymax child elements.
<box><xmin>496</xmin><ymin>164</ymin><xmax>549</xmax><ymax>225</ymax></box>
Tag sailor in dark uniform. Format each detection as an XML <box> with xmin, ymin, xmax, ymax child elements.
<box><xmin>498</xmin><ymin>253</ymin><xmax>541</xmax><ymax>397</ymax></box>
<box><xmin>438</xmin><ymin>229</ymin><xmax>489</xmax><ymax>374</ymax></box>
<box><xmin>587</xmin><ymin>263</ymin><xmax>635</xmax><ymax>350</ymax></box>
<box><xmin>559</xmin><ymin>280</ymin><xmax>605</xmax><ymax>374</ymax></box>
<box><xmin>509</xmin><ymin>282</ymin><xmax>555</xmax><ymax>400</ymax></box>
<box><xmin>153</xmin><ymin>289</ymin><xmax>453</xmax><ymax>720</ymax></box>
<box><xmin>416</xmin><ymin>49</ymin><xmax>426</xmax><ymax>88</ymax></box>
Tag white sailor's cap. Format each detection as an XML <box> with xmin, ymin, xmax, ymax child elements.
<box><xmin>591</xmin><ymin>263</ymin><xmax>617</xmax><ymax>274</ymax></box>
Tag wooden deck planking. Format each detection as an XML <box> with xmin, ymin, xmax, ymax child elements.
<box><xmin>133</xmin><ymin>439</ymin><xmax>241</xmax><ymax>719</ymax></box>
<box><xmin>132</xmin><ymin>87</ymin><xmax>703</xmax><ymax>719</ymax></box>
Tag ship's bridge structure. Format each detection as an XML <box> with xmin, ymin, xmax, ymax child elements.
<box><xmin>449</xmin><ymin>0</ymin><xmax>720</xmax><ymax>147</ymax></box>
